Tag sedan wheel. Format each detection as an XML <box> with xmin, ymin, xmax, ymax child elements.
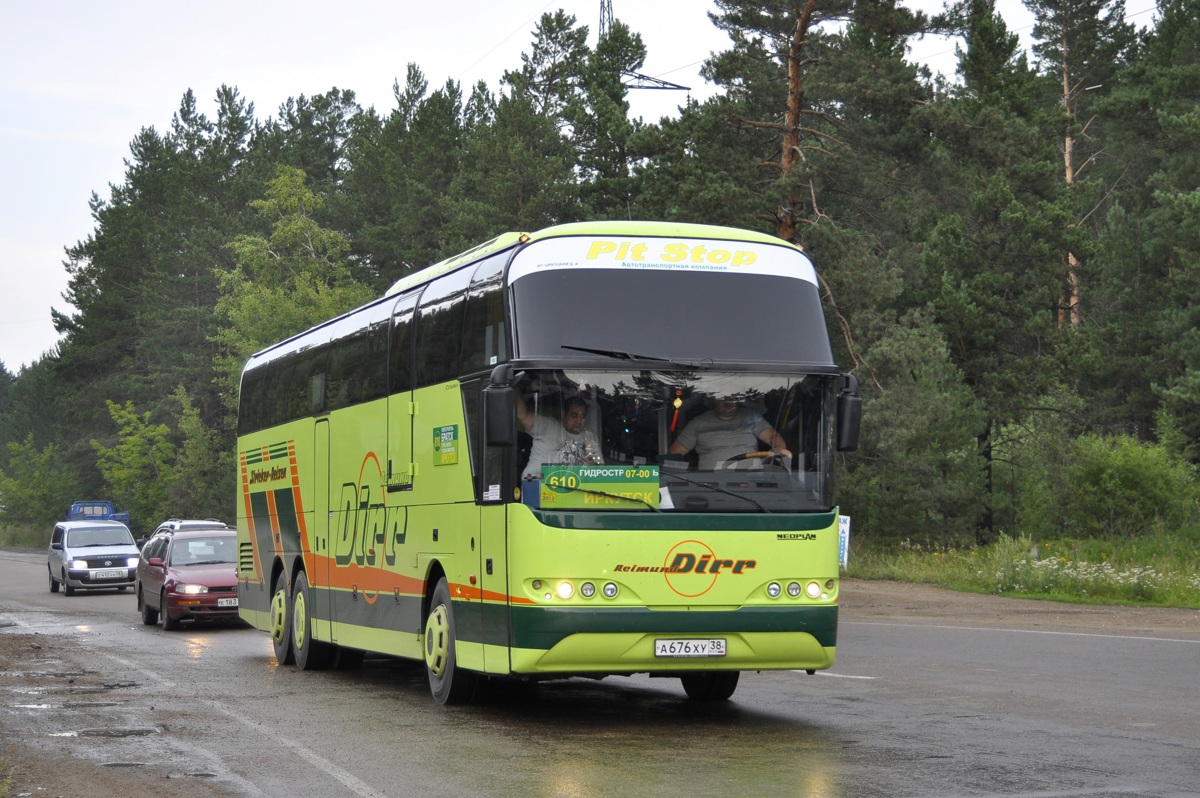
<box><xmin>138</xmin><ymin>587</ymin><xmax>159</xmax><ymax>626</ymax></box>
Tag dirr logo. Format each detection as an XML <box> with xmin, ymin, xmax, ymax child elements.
<box><xmin>663</xmin><ymin>539</ymin><xmax>757</xmax><ymax>598</ymax></box>
<box><xmin>333</xmin><ymin>452</ymin><xmax>405</xmax><ymax>571</ymax></box>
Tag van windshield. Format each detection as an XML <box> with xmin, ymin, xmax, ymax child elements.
<box><xmin>66</xmin><ymin>528</ymin><xmax>134</xmax><ymax>547</ymax></box>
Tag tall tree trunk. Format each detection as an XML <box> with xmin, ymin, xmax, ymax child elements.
<box><xmin>1058</xmin><ymin>36</ymin><xmax>1082</xmax><ymax>328</ymax></box>
<box><xmin>776</xmin><ymin>0</ymin><xmax>818</xmax><ymax>243</ymax></box>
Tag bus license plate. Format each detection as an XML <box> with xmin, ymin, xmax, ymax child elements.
<box><xmin>93</xmin><ymin>570</ymin><xmax>124</xmax><ymax>580</ymax></box>
<box><xmin>654</xmin><ymin>638</ymin><xmax>726</xmax><ymax>658</ymax></box>
<box><xmin>217</xmin><ymin>597</ymin><xmax>238</xmax><ymax>608</ymax></box>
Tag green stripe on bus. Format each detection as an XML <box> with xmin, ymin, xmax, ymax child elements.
<box><xmin>508</xmin><ymin>604</ymin><xmax>837</xmax><ymax>650</ymax></box>
<box><xmin>526</xmin><ymin>510</ymin><xmax>840</xmax><ymax>531</ymax></box>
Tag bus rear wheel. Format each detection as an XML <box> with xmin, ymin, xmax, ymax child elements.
<box><xmin>292</xmin><ymin>570</ymin><xmax>334</xmax><ymax>670</ymax></box>
<box><xmin>681</xmin><ymin>671</ymin><xmax>740</xmax><ymax>701</ymax></box>
<box><xmin>424</xmin><ymin>577</ymin><xmax>479</xmax><ymax>705</ymax></box>
<box><xmin>271</xmin><ymin>572</ymin><xmax>295</xmax><ymax>665</ymax></box>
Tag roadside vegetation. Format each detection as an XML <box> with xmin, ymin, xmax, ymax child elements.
<box><xmin>1</xmin><ymin>753</ymin><xmax>12</xmax><ymax>798</ymax></box>
<box><xmin>848</xmin><ymin>533</ymin><xmax>1200</xmax><ymax>609</ymax></box>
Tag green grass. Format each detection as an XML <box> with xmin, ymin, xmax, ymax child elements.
<box><xmin>847</xmin><ymin>533</ymin><xmax>1200</xmax><ymax>608</ymax></box>
<box><xmin>0</xmin><ymin>522</ymin><xmax>42</xmax><ymax>549</ymax></box>
<box><xmin>1</xmin><ymin>754</ymin><xmax>13</xmax><ymax>798</ymax></box>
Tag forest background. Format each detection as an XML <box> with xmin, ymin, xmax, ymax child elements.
<box><xmin>1</xmin><ymin>0</ymin><xmax>1199</xmax><ymax>602</ymax></box>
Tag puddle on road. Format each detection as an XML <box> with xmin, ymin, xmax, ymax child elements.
<box><xmin>103</xmin><ymin>762</ymin><xmax>147</xmax><ymax>768</ymax></box>
<box><xmin>50</xmin><ymin>728</ymin><xmax>158</xmax><ymax>738</ymax></box>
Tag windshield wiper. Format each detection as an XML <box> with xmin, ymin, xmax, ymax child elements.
<box><xmin>561</xmin><ymin>345</ymin><xmax>710</xmax><ymax>370</ymax></box>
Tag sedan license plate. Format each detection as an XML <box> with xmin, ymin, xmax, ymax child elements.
<box><xmin>93</xmin><ymin>569</ymin><xmax>124</xmax><ymax>580</ymax></box>
<box><xmin>654</xmin><ymin>638</ymin><xmax>726</xmax><ymax>658</ymax></box>
<box><xmin>217</xmin><ymin>597</ymin><xmax>239</xmax><ymax>608</ymax></box>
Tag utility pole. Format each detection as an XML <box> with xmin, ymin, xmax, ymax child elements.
<box><xmin>599</xmin><ymin>0</ymin><xmax>690</xmax><ymax>92</ymax></box>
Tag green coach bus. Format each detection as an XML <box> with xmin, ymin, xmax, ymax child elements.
<box><xmin>235</xmin><ymin>220</ymin><xmax>861</xmax><ymax>704</ymax></box>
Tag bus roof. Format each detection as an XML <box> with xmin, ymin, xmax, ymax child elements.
<box><xmin>383</xmin><ymin>221</ymin><xmax>801</xmax><ymax>297</ymax></box>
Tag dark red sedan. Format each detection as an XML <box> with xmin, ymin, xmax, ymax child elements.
<box><xmin>136</xmin><ymin>526</ymin><xmax>241</xmax><ymax>630</ymax></box>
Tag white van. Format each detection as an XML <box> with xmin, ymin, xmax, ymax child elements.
<box><xmin>47</xmin><ymin>520</ymin><xmax>139</xmax><ymax>595</ymax></box>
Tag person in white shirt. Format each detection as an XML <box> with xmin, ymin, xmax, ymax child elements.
<box><xmin>518</xmin><ymin>393</ymin><xmax>603</xmax><ymax>479</ymax></box>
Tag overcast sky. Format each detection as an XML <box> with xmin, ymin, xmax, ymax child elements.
<box><xmin>0</xmin><ymin>0</ymin><xmax>1159</xmax><ymax>372</ymax></box>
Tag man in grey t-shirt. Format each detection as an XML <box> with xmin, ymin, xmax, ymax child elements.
<box><xmin>668</xmin><ymin>398</ymin><xmax>791</xmax><ymax>470</ymax></box>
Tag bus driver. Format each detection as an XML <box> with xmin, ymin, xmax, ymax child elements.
<box><xmin>518</xmin><ymin>392</ymin><xmax>604</xmax><ymax>479</ymax></box>
<box><xmin>668</xmin><ymin>396</ymin><xmax>791</xmax><ymax>470</ymax></box>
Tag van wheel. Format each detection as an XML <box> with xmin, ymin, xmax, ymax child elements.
<box><xmin>62</xmin><ymin>571</ymin><xmax>75</xmax><ymax>596</ymax></box>
<box><xmin>138</xmin><ymin>587</ymin><xmax>159</xmax><ymax>625</ymax></box>
<box><xmin>49</xmin><ymin>569</ymin><xmax>60</xmax><ymax>593</ymax></box>
<box><xmin>271</xmin><ymin>572</ymin><xmax>295</xmax><ymax>665</ymax></box>
<box><xmin>161</xmin><ymin>591</ymin><xmax>180</xmax><ymax>630</ymax></box>
<box><xmin>424</xmin><ymin>577</ymin><xmax>479</xmax><ymax>705</ymax></box>
<box><xmin>292</xmin><ymin>571</ymin><xmax>334</xmax><ymax>670</ymax></box>
<box><xmin>680</xmin><ymin>671</ymin><xmax>740</xmax><ymax>700</ymax></box>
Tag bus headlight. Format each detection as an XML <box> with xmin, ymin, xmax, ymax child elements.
<box><xmin>580</xmin><ymin>582</ymin><xmax>596</xmax><ymax>599</ymax></box>
<box><xmin>556</xmin><ymin>581</ymin><xmax>574</xmax><ymax>600</ymax></box>
<box><xmin>787</xmin><ymin>581</ymin><xmax>802</xmax><ymax>598</ymax></box>
<box><xmin>766</xmin><ymin>582</ymin><xmax>782</xmax><ymax>598</ymax></box>
<box><xmin>805</xmin><ymin>581</ymin><xmax>823</xmax><ymax>599</ymax></box>
<box><xmin>602</xmin><ymin>582</ymin><xmax>619</xmax><ymax>599</ymax></box>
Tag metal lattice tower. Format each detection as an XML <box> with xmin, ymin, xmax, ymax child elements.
<box><xmin>599</xmin><ymin>0</ymin><xmax>689</xmax><ymax>92</ymax></box>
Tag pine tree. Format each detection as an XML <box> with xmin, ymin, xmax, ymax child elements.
<box><xmin>1025</xmin><ymin>0</ymin><xmax>1136</xmax><ymax>326</ymax></box>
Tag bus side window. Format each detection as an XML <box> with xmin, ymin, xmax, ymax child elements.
<box><xmin>415</xmin><ymin>269</ymin><xmax>472</xmax><ymax>388</ymax></box>
<box><xmin>389</xmin><ymin>292</ymin><xmax>418</xmax><ymax>394</ymax></box>
<box><xmin>462</xmin><ymin>252</ymin><xmax>509</xmax><ymax>373</ymax></box>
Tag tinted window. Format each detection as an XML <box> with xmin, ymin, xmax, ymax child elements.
<box><xmin>461</xmin><ymin>253</ymin><xmax>509</xmax><ymax>374</ymax></box>
<box><xmin>511</xmin><ymin>270</ymin><xmax>835</xmax><ymax>368</ymax></box>
<box><xmin>389</xmin><ymin>291</ymin><xmax>419</xmax><ymax>393</ymax></box>
<box><xmin>415</xmin><ymin>268</ymin><xmax>473</xmax><ymax>387</ymax></box>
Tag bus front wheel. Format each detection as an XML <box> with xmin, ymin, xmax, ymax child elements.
<box><xmin>424</xmin><ymin>577</ymin><xmax>479</xmax><ymax>705</ymax></box>
<box><xmin>271</xmin><ymin>572</ymin><xmax>295</xmax><ymax>665</ymax></box>
<box><xmin>681</xmin><ymin>671</ymin><xmax>740</xmax><ymax>701</ymax></box>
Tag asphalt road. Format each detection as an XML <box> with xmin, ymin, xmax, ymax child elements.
<box><xmin>2</xmin><ymin>547</ymin><xmax>1198</xmax><ymax>798</ymax></box>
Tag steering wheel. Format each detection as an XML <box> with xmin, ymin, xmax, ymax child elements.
<box><xmin>721</xmin><ymin>451</ymin><xmax>791</xmax><ymax>470</ymax></box>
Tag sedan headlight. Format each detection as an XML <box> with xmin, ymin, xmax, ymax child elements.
<box><xmin>176</xmin><ymin>583</ymin><xmax>209</xmax><ymax>595</ymax></box>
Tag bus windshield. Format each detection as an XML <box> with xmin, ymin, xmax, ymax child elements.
<box><xmin>516</xmin><ymin>369</ymin><xmax>835</xmax><ymax>513</ymax></box>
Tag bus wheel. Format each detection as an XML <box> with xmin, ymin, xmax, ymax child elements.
<box><xmin>681</xmin><ymin>671</ymin><xmax>740</xmax><ymax>701</ymax></box>
<box><xmin>292</xmin><ymin>571</ymin><xmax>334</xmax><ymax>670</ymax></box>
<box><xmin>424</xmin><ymin>577</ymin><xmax>479</xmax><ymax>705</ymax></box>
<box><xmin>271</xmin><ymin>572</ymin><xmax>295</xmax><ymax>665</ymax></box>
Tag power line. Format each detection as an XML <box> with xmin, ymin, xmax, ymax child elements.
<box><xmin>600</xmin><ymin>0</ymin><xmax>690</xmax><ymax>91</ymax></box>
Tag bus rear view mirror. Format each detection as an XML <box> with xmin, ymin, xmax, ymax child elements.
<box><xmin>484</xmin><ymin>380</ymin><xmax>516</xmax><ymax>447</ymax></box>
<box><xmin>836</xmin><ymin>373</ymin><xmax>861</xmax><ymax>452</ymax></box>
